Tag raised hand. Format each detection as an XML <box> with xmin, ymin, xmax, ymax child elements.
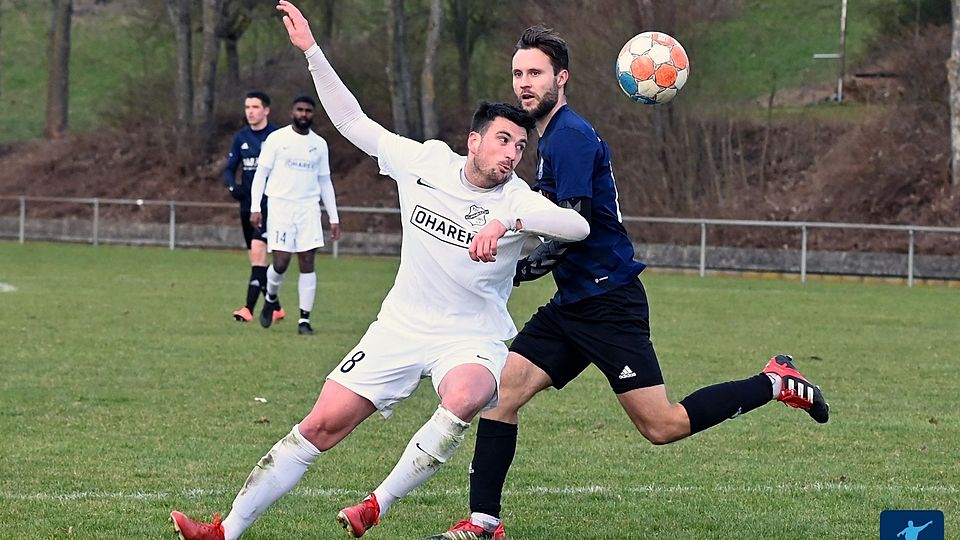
<box><xmin>276</xmin><ymin>1</ymin><xmax>317</xmax><ymax>52</ymax></box>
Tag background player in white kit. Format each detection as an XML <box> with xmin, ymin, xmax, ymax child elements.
<box><xmin>249</xmin><ymin>95</ymin><xmax>341</xmax><ymax>335</ymax></box>
<box><xmin>168</xmin><ymin>2</ymin><xmax>589</xmax><ymax>539</ymax></box>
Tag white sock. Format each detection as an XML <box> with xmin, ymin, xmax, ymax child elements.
<box><xmin>470</xmin><ymin>512</ymin><xmax>501</xmax><ymax>532</ymax></box>
<box><xmin>266</xmin><ymin>265</ymin><xmax>285</xmax><ymax>301</ymax></box>
<box><xmin>221</xmin><ymin>425</ymin><xmax>321</xmax><ymax>540</ymax></box>
<box><xmin>372</xmin><ymin>406</ymin><xmax>470</xmax><ymax>517</ymax></box>
<box><xmin>766</xmin><ymin>373</ymin><xmax>783</xmax><ymax>399</ymax></box>
<box><xmin>298</xmin><ymin>272</ymin><xmax>316</xmax><ymax>314</ymax></box>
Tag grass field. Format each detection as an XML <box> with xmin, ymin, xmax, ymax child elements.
<box><xmin>1</xmin><ymin>242</ymin><xmax>957</xmax><ymax>539</ymax></box>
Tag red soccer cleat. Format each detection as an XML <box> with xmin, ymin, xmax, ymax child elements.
<box><xmin>763</xmin><ymin>354</ymin><xmax>829</xmax><ymax>424</ymax></box>
<box><xmin>170</xmin><ymin>511</ymin><xmax>224</xmax><ymax>540</ymax></box>
<box><xmin>336</xmin><ymin>493</ymin><xmax>381</xmax><ymax>538</ymax></box>
<box><xmin>272</xmin><ymin>306</ymin><xmax>286</xmax><ymax>322</ymax></box>
<box><xmin>425</xmin><ymin>518</ymin><xmax>507</xmax><ymax>540</ymax></box>
<box><xmin>232</xmin><ymin>306</ymin><xmax>253</xmax><ymax>322</ymax></box>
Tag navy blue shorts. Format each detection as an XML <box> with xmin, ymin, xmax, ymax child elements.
<box><xmin>510</xmin><ymin>278</ymin><xmax>663</xmax><ymax>394</ymax></box>
<box><xmin>239</xmin><ymin>206</ymin><xmax>268</xmax><ymax>250</ymax></box>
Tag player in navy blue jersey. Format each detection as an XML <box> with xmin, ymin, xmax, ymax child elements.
<box><xmin>431</xmin><ymin>26</ymin><xmax>831</xmax><ymax>540</ymax></box>
<box><xmin>223</xmin><ymin>91</ymin><xmax>284</xmax><ymax>324</ymax></box>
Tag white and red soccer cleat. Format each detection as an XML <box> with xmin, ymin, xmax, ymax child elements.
<box><xmin>763</xmin><ymin>354</ymin><xmax>829</xmax><ymax>423</ymax></box>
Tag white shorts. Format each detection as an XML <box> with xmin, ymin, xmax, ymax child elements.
<box><xmin>326</xmin><ymin>320</ymin><xmax>508</xmax><ymax>418</ymax></box>
<box><xmin>266</xmin><ymin>198</ymin><xmax>325</xmax><ymax>253</ymax></box>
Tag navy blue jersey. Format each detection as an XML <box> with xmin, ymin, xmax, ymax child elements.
<box><xmin>223</xmin><ymin>123</ymin><xmax>278</xmax><ymax>210</ymax></box>
<box><xmin>535</xmin><ymin>105</ymin><xmax>645</xmax><ymax>304</ymax></box>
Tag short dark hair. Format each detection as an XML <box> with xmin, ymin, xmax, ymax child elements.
<box><xmin>292</xmin><ymin>95</ymin><xmax>316</xmax><ymax>108</ymax></box>
<box><xmin>245</xmin><ymin>91</ymin><xmax>271</xmax><ymax>107</ymax></box>
<box><xmin>515</xmin><ymin>25</ymin><xmax>569</xmax><ymax>75</ymax></box>
<box><xmin>470</xmin><ymin>101</ymin><xmax>535</xmax><ymax>134</ymax></box>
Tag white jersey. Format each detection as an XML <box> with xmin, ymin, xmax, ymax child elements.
<box><xmin>375</xmin><ymin>132</ymin><xmax>561</xmax><ymax>341</ymax></box>
<box><xmin>257</xmin><ymin>125</ymin><xmax>331</xmax><ymax>202</ymax></box>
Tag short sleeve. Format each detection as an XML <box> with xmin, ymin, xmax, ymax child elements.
<box><xmin>376</xmin><ymin>132</ymin><xmax>428</xmax><ymax>180</ymax></box>
<box><xmin>548</xmin><ymin>127</ymin><xmax>600</xmax><ymax>201</ymax></box>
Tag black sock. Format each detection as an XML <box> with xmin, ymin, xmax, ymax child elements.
<box><xmin>246</xmin><ymin>266</ymin><xmax>267</xmax><ymax>310</ymax></box>
<box><xmin>299</xmin><ymin>309</ymin><xmax>310</xmax><ymax>321</ymax></box>
<box><xmin>680</xmin><ymin>374</ymin><xmax>772</xmax><ymax>435</ymax></box>
<box><xmin>469</xmin><ymin>418</ymin><xmax>518</xmax><ymax>518</ymax></box>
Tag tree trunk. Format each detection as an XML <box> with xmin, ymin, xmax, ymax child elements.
<box><xmin>385</xmin><ymin>0</ymin><xmax>418</xmax><ymax>138</ymax></box>
<box><xmin>1</xmin><ymin>1</ymin><xmax>5</xmax><ymax>100</ymax></box>
<box><xmin>633</xmin><ymin>0</ymin><xmax>655</xmax><ymax>30</ymax></box>
<box><xmin>194</xmin><ymin>0</ymin><xmax>223</xmax><ymax>144</ymax></box>
<box><xmin>165</xmin><ymin>0</ymin><xmax>193</xmax><ymax>159</ymax></box>
<box><xmin>320</xmin><ymin>0</ymin><xmax>336</xmax><ymax>43</ymax></box>
<box><xmin>451</xmin><ymin>0</ymin><xmax>470</xmax><ymax>107</ymax></box>
<box><xmin>420</xmin><ymin>0</ymin><xmax>442</xmax><ymax>140</ymax></box>
<box><xmin>44</xmin><ymin>0</ymin><xmax>72</xmax><ymax>139</ymax></box>
<box><xmin>219</xmin><ymin>0</ymin><xmax>257</xmax><ymax>92</ymax></box>
<box><xmin>224</xmin><ymin>36</ymin><xmax>239</xmax><ymax>87</ymax></box>
<box><xmin>950</xmin><ymin>0</ymin><xmax>960</xmax><ymax>187</ymax></box>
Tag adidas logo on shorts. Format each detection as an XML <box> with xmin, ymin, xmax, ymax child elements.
<box><xmin>618</xmin><ymin>365</ymin><xmax>637</xmax><ymax>379</ymax></box>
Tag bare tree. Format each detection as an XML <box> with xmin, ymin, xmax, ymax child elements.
<box><xmin>44</xmin><ymin>0</ymin><xmax>72</xmax><ymax>139</ymax></box>
<box><xmin>421</xmin><ymin>0</ymin><xmax>442</xmax><ymax>139</ymax></box>
<box><xmin>0</xmin><ymin>0</ymin><xmax>5</xmax><ymax>101</ymax></box>
<box><xmin>165</xmin><ymin>0</ymin><xmax>193</xmax><ymax>157</ymax></box>
<box><xmin>194</xmin><ymin>0</ymin><xmax>224</xmax><ymax>142</ymax></box>
<box><xmin>633</xmin><ymin>0</ymin><xmax>655</xmax><ymax>29</ymax></box>
<box><xmin>319</xmin><ymin>0</ymin><xmax>337</xmax><ymax>44</ymax></box>
<box><xmin>950</xmin><ymin>0</ymin><xmax>960</xmax><ymax>187</ymax></box>
<box><xmin>385</xmin><ymin>0</ymin><xmax>418</xmax><ymax>138</ymax></box>
<box><xmin>219</xmin><ymin>0</ymin><xmax>256</xmax><ymax>87</ymax></box>
<box><xmin>449</xmin><ymin>0</ymin><xmax>500</xmax><ymax>109</ymax></box>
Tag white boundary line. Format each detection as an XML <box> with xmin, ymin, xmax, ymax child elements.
<box><xmin>0</xmin><ymin>282</ymin><xmax>16</xmax><ymax>292</ymax></box>
<box><xmin>2</xmin><ymin>483</ymin><xmax>956</xmax><ymax>502</ymax></box>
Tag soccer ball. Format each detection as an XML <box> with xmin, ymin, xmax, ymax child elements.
<box><xmin>615</xmin><ymin>32</ymin><xmax>689</xmax><ymax>104</ymax></box>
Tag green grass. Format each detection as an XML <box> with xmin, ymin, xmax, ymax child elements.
<box><xmin>686</xmin><ymin>0</ymin><xmax>897</xmax><ymax>105</ymax></box>
<box><xmin>1</xmin><ymin>242</ymin><xmax>958</xmax><ymax>539</ymax></box>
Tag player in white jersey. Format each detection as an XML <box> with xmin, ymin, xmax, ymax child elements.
<box><xmin>168</xmin><ymin>2</ymin><xmax>589</xmax><ymax>540</ymax></box>
<box><xmin>249</xmin><ymin>95</ymin><xmax>341</xmax><ymax>335</ymax></box>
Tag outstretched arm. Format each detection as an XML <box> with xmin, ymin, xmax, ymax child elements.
<box><xmin>277</xmin><ymin>1</ymin><xmax>388</xmax><ymax>156</ymax></box>
<box><xmin>469</xmin><ymin>195</ymin><xmax>589</xmax><ymax>263</ymax></box>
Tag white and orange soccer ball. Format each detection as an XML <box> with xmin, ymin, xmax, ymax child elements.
<box><xmin>615</xmin><ymin>31</ymin><xmax>689</xmax><ymax>104</ymax></box>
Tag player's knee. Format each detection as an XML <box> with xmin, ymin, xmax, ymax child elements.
<box><xmin>491</xmin><ymin>388</ymin><xmax>528</xmax><ymax>417</ymax></box>
<box><xmin>298</xmin><ymin>416</ymin><xmax>348</xmax><ymax>451</ymax></box>
<box><xmin>440</xmin><ymin>391</ymin><xmax>490</xmax><ymax>422</ymax></box>
<box><xmin>496</xmin><ymin>375</ymin><xmax>541</xmax><ymax>413</ymax></box>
